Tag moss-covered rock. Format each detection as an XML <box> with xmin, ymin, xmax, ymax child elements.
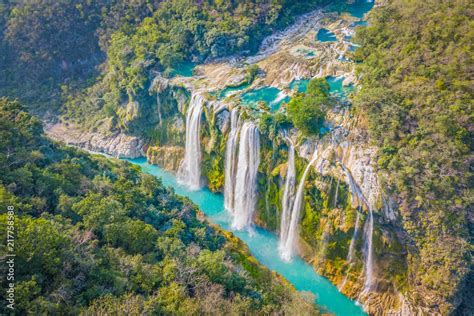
<box><xmin>146</xmin><ymin>146</ymin><xmax>184</xmax><ymax>172</ymax></box>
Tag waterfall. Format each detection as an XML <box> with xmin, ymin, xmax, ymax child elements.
<box><xmin>342</xmin><ymin>165</ymin><xmax>363</xmax><ymax>206</ymax></box>
<box><xmin>334</xmin><ymin>178</ymin><xmax>340</xmax><ymax>208</ymax></box>
<box><xmin>339</xmin><ymin>207</ymin><xmax>361</xmax><ymax>291</ymax></box>
<box><xmin>363</xmin><ymin>206</ymin><xmax>375</xmax><ymax>292</ymax></box>
<box><xmin>328</xmin><ymin>175</ymin><xmax>334</xmax><ymax>194</ymax></box>
<box><xmin>347</xmin><ymin>207</ymin><xmax>361</xmax><ymax>263</ymax></box>
<box><xmin>177</xmin><ymin>93</ymin><xmax>204</xmax><ymax>190</ymax></box>
<box><xmin>280</xmin><ymin>149</ymin><xmax>318</xmax><ymax>261</ymax></box>
<box><xmin>340</xmin><ymin>164</ymin><xmax>375</xmax><ymax>293</ymax></box>
<box><xmin>231</xmin><ymin>122</ymin><xmax>260</xmax><ymax>230</ymax></box>
<box><xmin>279</xmin><ymin>142</ymin><xmax>296</xmax><ymax>252</ymax></box>
<box><xmin>224</xmin><ymin>108</ymin><xmax>240</xmax><ymax>212</ymax></box>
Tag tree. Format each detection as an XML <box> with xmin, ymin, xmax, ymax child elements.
<box><xmin>286</xmin><ymin>78</ymin><xmax>331</xmax><ymax>136</ymax></box>
<box><xmin>104</xmin><ymin>219</ymin><xmax>159</xmax><ymax>254</ymax></box>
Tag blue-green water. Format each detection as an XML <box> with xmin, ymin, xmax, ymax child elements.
<box><xmin>170</xmin><ymin>61</ymin><xmax>195</xmax><ymax>77</ymax></box>
<box><xmin>217</xmin><ymin>82</ymin><xmax>250</xmax><ymax>99</ymax></box>
<box><xmin>327</xmin><ymin>76</ymin><xmax>354</xmax><ymax>101</ymax></box>
<box><xmin>351</xmin><ymin>20</ymin><xmax>369</xmax><ymax>27</ymax></box>
<box><xmin>289</xmin><ymin>79</ymin><xmax>310</xmax><ymax>93</ymax></box>
<box><xmin>296</xmin><ymin>48</ymin><xmax>317</xmax><ymax>58</ymax></box>
<box><xmin>348</xmin><ymin>44</ymin><xmax>358</xmax><ymax>52</ymax></box>
<box><xmin>317</xmin><ymin>28</ymin><xmax>337</xmax><ymax>42</ymax></box>
<box><xmin>240</xmin><ymin>86</ymin><xmax>290</xmax><ymax>112</ymax></box>
<box><xmin>289</xmin><ymin>77</ymin><xmax>354</xmax><ymax>101</ymax></box>
<box><xmin>128</xmin><ymin>157</ymin><xmax>366</xmax><ymax>316</ymax></box>
<box><xmin>337</xmin><ymin>54</ymin><xmax>351</xmax><ymax>63</ymax></box>
<box><xmin>346</xmin><ymin>0</ymin><xmax>374</xmax><ymax>19</ymax></box>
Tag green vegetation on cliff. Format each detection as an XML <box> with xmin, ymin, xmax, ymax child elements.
<box><xmin>353</xmin><ymin>0</ymin><xmax>472</xmax><ymax>313</ymax></box>
<box><xmin>286</xmin><ymin>78</ymin><xmax>332</xmax><ymax>136</ymax></box>
<box><xmin>0</xmin><ymin>98</ymin><xmax>317</xmax><ymax>315</ymax></box>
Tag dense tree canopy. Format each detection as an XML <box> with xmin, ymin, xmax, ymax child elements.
<box><xmin>0</xmin><ymin>0</ymin><xmax>161</xmax><ymax>112</ymax></box>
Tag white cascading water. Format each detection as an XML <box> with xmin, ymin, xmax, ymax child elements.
<box><xmin>339</xmin><ymin>206</ymin><xmax>360</xmax><ymax>291</ymax></box>
<box><xmin>280</xmin><ymin>149</ymin><xmax>319</xmax><ymax>261</ymax></box>
<box><xmin>342</xmin><ymin>166</ymin><xmax>362</xmax><ymax>263</ymax></box>
<box><xmin>363</xmin><ymin>206</ymin><xmax>375</xmax><ymax>292</ymax></box>
<box><xmin>340</xmin><ymin>164</ymin><xmax>375</xmax><ymax>293</ymax></box>
<box><xmin>334</xmin><ymin>178</ymin><xmax>340</xmax><ymax>208</ymax></box>
<box><xmin>223</xmin><ymin>108</ymin><xmax>240</xmax><ymax>212</ymax></box>
<box><xmin>177</xmin><ymin>93</ymin><xmax>204</xmax><ymax>190</ymax></box>
<box><xmin>231</xmin><ymin>121</ymin><xmax>260</xmax><ymax>230</ymax></box>
<box><xmin>347</xmin><ymin>207</ymin><xmax>361</xmax><ymax>263</ymax></box>
<box><xmin>279</xmin><ymin>142</ymin><xmax>296</xmax><ymax>252</ymax></box>
<box><xmin>271</xmin><ymin>91</ymin><xmax>288</xmax><ymax>107</ymax></box>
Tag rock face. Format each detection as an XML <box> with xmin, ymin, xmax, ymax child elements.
<box><xmin>306</xmin><ymin>138</ymin><xmax>382</xmax><ymax>211</ymax></box>
<box><xmin>45</xmin><ymin>123</ymin><xmax>144</xmax><ymax>158</ymax></box>
<box><xmin>146</xmin><ymin>146</ymin><xmax>184</xmax><ymax>172</ymax></box>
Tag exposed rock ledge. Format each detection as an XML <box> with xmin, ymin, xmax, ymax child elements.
<box><xmin>146</xmin><ymin>146</ymin><xmax>184</xmax><ymax>172</ymax></box>
<box><xmin>45</xmin><ymin>123</ymin><xmax>144</xmax><ymax>158</ymax></box>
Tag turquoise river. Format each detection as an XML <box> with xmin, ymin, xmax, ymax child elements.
<box><xmin>127</xmin><ymin>157</ymin><xmax>366</xmax><ymax>316</ymax></box>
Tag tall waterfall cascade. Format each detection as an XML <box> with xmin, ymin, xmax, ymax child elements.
<box><xmin>363</xmin><ymin>206</ymin><xmax>375</xmax><ymax>293</ymax></box>
<box><xmin>177</xmin><ymin>93</ymin><xmax>204</xmax><ymax>190</ymax></box>
<box><xmin>230</xmin><ymin>121</ymin><xmax>260</xmax><ymax>230</ymax></box>
<box><xmin>224</xmin><ymin>108</ymin><xmax>240</xmax><ymax>212</ymax></box>
<box><xmin>340</xmin><ymin>164</ymin><xmax>376</xmax><ymax>293</ymax></box>
<box><xmin>339</xmin><ymin>206</ymin><xmax>360</xmax><ymax>291</ymax></box>
<box><xmin>279</xmin><ymin>142</ymin><xmax>296</xmax><ymax>252</ymax></box>
<box><xmin>280</xmin><ymin>149</ymin><xmax>319</xmax><ymax>261</ymax></box>
<box><xmin>334</xmin><ymin>178</ymin><xmax>340</xmax><ymax>208</ymax></box>
<box><xmin>347</xmin><ymin>207</ymin><xmax>361</xmax><ymax>263</ymax></box>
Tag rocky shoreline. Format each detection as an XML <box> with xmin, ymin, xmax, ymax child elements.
<box><xmin>45</xmin><ymin>123</ymin><xmax>145</xmax><ymax>158</ymax></box>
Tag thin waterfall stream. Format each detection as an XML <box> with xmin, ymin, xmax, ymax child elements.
<box><xmin>363</xmin><ymin>206</ymin><xmax>375</xmax><ymax>293</ymax></box>
<box><xmin>280</xmin><ymin>149</ymin><xmax>319</xmax><ymax>261</ymax></box>
<box><xmin>334</xmin><ymin>178</ymin><xmax>340</xmax><ymax>207</ymax></box>
<box><xmin>341</xmin><ymin>164</ymin><xmax>375</xmax><ymax>293</ymax></box>
<box><xmin>339</xmin><ymin>206</ymin><xmax>361</xmax><ymax>291</ymax></box>
<box><xmin>279</xmin><ymin>142</ymin><xmax>296</xmax><ymax>253</ymax></box>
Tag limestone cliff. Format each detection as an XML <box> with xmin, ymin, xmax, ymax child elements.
<box><xmin>45</xmin><ymin>123</ymin><xmax>144</xmax><ymax>158</ymax></box>
<box><xmin>146</xmin><ymin>146</ymin><xmax>184</xmax><ymax>172</ymax></box>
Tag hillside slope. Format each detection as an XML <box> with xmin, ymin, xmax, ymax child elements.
<box><xmin>353</xmin><ymin>0</ymin><xmax>472</xmax><ymax>313</ymax></box>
